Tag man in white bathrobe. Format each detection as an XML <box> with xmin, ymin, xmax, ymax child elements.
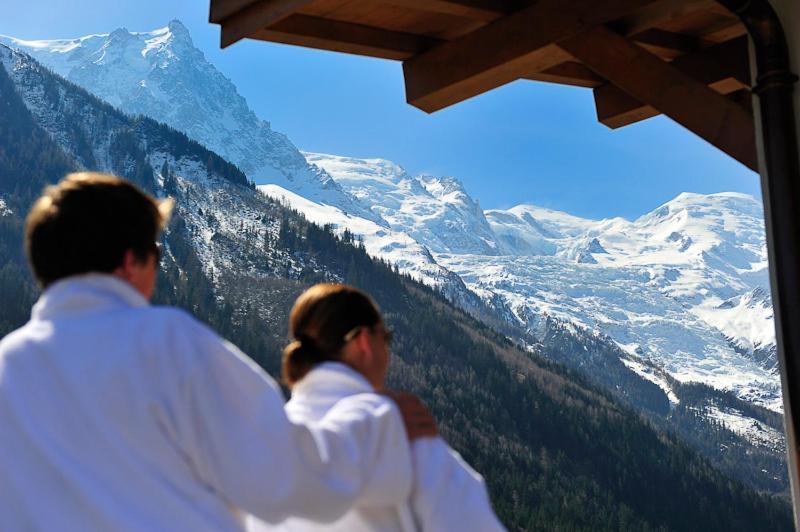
<box><xmin>0</xmin><ymin>173</ymin><xmax>435</xmax><ymax>531</ymax></box>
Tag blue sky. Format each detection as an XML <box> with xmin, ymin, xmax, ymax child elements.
<box><xmin>5</xmin><ymin>1</ymin><xmax>760</xmax><ymax>219</ymax></box>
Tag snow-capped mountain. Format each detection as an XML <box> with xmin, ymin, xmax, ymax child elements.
<box><xmin>0</xmin><ymin>21</ymin><xmax>377</xmax><ymax>222</ymax></box>
<box><xmin>486</xmin><ymin>204</ymin><xmax>600</xmax><ymax>255</ymax></box>
<box><xmin>485</xmin><ymin>192</ymin><xmax>773</xmax><ymax>360</ymax></box>
<box><xmin>2</xmin><ymin>22</ymin><xmax>780</xmax><ymax>414</ymax></box>
<box><xmin>305</xmin><ymin>152</ymin><xmax>500</xmax><ymax>255</ymax></box>
<box><xmin>257</xmin><ymin>184</ymin><xmax>466</xmax><ymax>290</ymax></box>
<box><xmin>303</xmin><ymin>153</ymin><xmax>779</xmax><ymax>411</ymax></box>
<box><xmin>445</xmin><ymin>192</ymin><xmax>778</xmax><ymax>410</ymax></box>
<box><xmin>0</xmin><ymin>20</ymin><xmax>492</xmax><ymax>313</ymax></box>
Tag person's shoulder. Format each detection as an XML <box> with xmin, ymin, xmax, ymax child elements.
<box><xmin>144</xmin><ymin>305</ymin><xmax>266</xmax><ymax>374</ymax></box>
<box><xmin>131</xmin><ymin>305</ymin><xmax>233</xmax><ymax>364</ymax></box>
<box><xmin>138</xmin><ymin>304</ymin><xmax>196</xmax><ymax>323</ymax></box>
<box><xmin>0</xmin><ymin>322</ymin><xmax>41</xmax><ymax>359</ymax></box>
<box><xmin>331</xmin><ymin>392</ymin><xmax>404</xmax><ymax>429</ymax></box>
<box><xmin>340</xmin><ymin>392</ymin><xmax>398</xmax><ymax>413</ymax></box>
<box><xmin>138</xmin><ymin>305</ymin><xmax>219</xmax><ymax>339</ymax></box>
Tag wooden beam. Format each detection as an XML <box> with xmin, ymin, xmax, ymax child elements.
<box><xmin>594</xmin><ymin>87</ymin><xmax>751</xmax><ymax>129</ymax></box>
<box><xmin>594</xmin><ymin>36</ymin><xmax>750</xmax><ymax>128</ymax></box>
<box><xmin>379</xmin><ymin>0</ymin><xmax>513</xmax><ymax>22</ymax></box>
<box><xmin>220</xmin><ymin>0</ymin><xmax>314</xmax><ymax>48</ymax></box>
<box><xmin>248</xmin><ymin>14</ymin><xmax>442</xmax><ymax>60</ymax></box>
<box><xmin>521</xmin><ymin>0</ymin><xmax>720</xmax><ymax>90</ymax></box>
<box><xmin>524</xmin><ymin>61</ymin><xmax>605</xmax><ymax>89</ymax></box>
<box><xmin>631</xmin><ymin>28</ymin><xmax>711</xmax><ymax>59</ymax></box>
<box><xmin>560</xmin><ymin>26</ymin><xmax>756</xmax><ymax>170</ymax></box>
<box><xmin>725</xmin><ymin>88</ymin><xmax>753</xmax><ymax>114</ymax></box>
<box><xmin>402</xmin><ymin>0</ymin><xmax>661</xmax><ymax>113</ymax></box>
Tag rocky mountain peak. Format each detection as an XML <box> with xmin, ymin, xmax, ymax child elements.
<box><xmin>0</xmin><ymin>22</ymin><xmax>381</xmax><ymax>222</ymax></box>
<box><xmin>166</xmin><ymin>19</ymin><xmax>191</xmax><ymax>39</ymax></box>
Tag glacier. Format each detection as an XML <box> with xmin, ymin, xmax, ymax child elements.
<box><xmin>311</xmin><ymin>155</ymin><xmax>781</xmax><ymax>412</ymax></box>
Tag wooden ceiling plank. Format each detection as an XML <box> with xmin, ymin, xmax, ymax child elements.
<box><xmin>560</xmin><ymin>26</ymin><xmax>756</xmax><ymax>170</ymax></box>
<box><xmin>210</xmin><ymin>0</ymin><xmax>258</xmax><ymax>23</ymax></box>
<box><xmin>609</xmin><ymin>0</ymin><xmax>718</xmax><ymax>36</ymax></box>
<box><xmin>402</xmin><ymin>0</ymin><xmax>661</xmax><ymax>113</ymax></box>
<box><xmin>595</xmin><ymin>36</ymin><xmax>750</xmax><ymax>128</ymax></box>
<box><xmin>378</xmin><ymin>0</ymin><xmax>512</xmax><ymax>22</ymax></box>
<box><xmin>655</xmin><ymin>5</ymin><xmax>740</xmax><ymax>36</ymax></box>
<box><xmin>248</xmin><ymin>14</ymin><xmax>442</xmax><ymax>60</ymax></box>
<box><xmin>668</xmin><ymin>35</ymin><xmax>750</xmax><ymax>84</ymax></box>
<box><xmin>220</xmin><ymin>0</ymin><xmax>315</xmax><ymax>48</ymax></box>
<box><xmin>700</xmin><ymin>19</ymin><xmax>749</xmax><ymax>43</ymax></box>
<box><xmin>299</xmin><ymin>0</ymin><xmax>488</xmax><ymax>40</ymax></box>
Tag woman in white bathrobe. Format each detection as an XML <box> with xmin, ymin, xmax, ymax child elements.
<box><xmin>250</xmin><ymin>283</ymin><xmax>505</xmax><ymax>532</ymax></box>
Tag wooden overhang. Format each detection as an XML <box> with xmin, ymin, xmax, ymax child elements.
<box><xmin>210</xmin><ymin>0</ymin><xmax>756</xmax><ymax>170</ymax></box>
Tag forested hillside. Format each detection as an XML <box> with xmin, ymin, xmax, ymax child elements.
<box><xmin>0</xmin><ymin>45</ymin><xmax>792</xmax><ymax>530</ymax></box>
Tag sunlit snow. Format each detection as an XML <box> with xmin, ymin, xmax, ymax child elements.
<box><xmin>620</xmin><ymin>357</ymin><xmax>679</xmax><ymax>406</ymax></box>
<box><xmin>705</xmin><ymin>405</ymin><xmax>784</xmax><ymax>451</ymax></box>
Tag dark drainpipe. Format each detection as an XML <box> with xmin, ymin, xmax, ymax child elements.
<box><xmin>715</xmin><ymin>0</ymin><xmax>800</xmax><ymax>523</ymax></box>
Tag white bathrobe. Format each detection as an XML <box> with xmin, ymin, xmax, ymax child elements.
<box><xmin>254</xmin><ymin>362</ymin><xmax>506</xmax><ymax>532</ymax></box>
<box><xmin>0</xmin><ymin>275</ymin><xmax>412</xmax><ymax>532</ymax></box>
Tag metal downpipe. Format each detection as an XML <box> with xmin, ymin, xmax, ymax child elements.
<box><xmin>716</xmin><ymin>0</ymin><xmax>800</xmax><ymax>523</ymax></box>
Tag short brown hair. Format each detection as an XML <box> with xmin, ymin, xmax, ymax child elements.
<box><xmin>25</xmin><ymin>172</ymin><xmax>172</xmax><ymax>287</ymax></box>
<box><xmin>282</xmin><ymin>283</ymin><xmax>381</xmax><ymax>386</ymax></box>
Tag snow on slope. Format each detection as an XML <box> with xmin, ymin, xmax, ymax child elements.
<box><xmin>620</xmin><ymin>357</ymin><xmax>680</xmax><ymax>406</ymax></box>
<box><xmin>706</xmin><ymin>405</ymin><xmax>784</xmax><ymax>451</ymax></box>
<box><xmin>488</xmin><ymin>193</ymin><xmax>766</xmax><ymax>277</ymax></box>
<box><xmin>301</xmin><ymin>149</ymin><xmax>779</xmax><ymax>409</ymax></box>
<box><xmin>258</xmin><ymin>184</ymin><xmax>457</xmax><ymax>285</ymax></box>
<box><xmin>487</xmin><ymin>194</ymin><xmax>773</xmax><ymax>341</ymax></box>
<box><xmin>304</xmin><ymin>152</ymin><xmax>500</xmax><ymax>255</ymax></box>
<box><xmin>0</xmin><ymin>198</ymin><xmax>10</xmax><ymax>217</ymax></box>
<box><xmin>257</xmin><ymin>184</ymin><xmax>487</xmax><ymax>310</ymax></box>
<box><xmin>694</xmin><ymin>287</ymin><xmax>776</xmax><ymax>370</ymax></box>
<box><xmin>435</xmin><ymin>252</ymin><xmax>781</xmax><ymax>410</ymax></box>
<box><xmin>0</xmin><ymin>22</ymin><xmax>378</xmax><ymax>223</ymax></box>
<box><xmin>486</xmin><ymin>204</ymin><xmax>602</xmax><ymax>255</ymax></box>
<box><xmin>459</xmin><ymin>193</ymin><xmax>779</xmax><ymax>409</ymax></box>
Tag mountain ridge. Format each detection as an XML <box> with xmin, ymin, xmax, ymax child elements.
<box><xmin>0</xmin><ymin>22</ymin><xmax>380</xmax><ymax>224</ymax></box>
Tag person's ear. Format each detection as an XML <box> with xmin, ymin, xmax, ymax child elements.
<box><xmin>114</xmin><ymin>249</ymin><xmax>139</xmax><ymax>280</ymax></box>
<box><xmin>356</xmin><ymin>328</ymin><xmax>374</xmax><ymax>360</ymax></box>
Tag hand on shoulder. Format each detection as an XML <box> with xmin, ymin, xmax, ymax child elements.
<box><xmin>385</xmin><ymin>391</ymin><xmax>438</xmax><ymax>441</ymax></box>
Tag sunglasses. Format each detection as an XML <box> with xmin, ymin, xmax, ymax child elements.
<box><xmin>343</xmin><ymin>325</ymin><xmax>394</xmax><ymax>347</ymax></box>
